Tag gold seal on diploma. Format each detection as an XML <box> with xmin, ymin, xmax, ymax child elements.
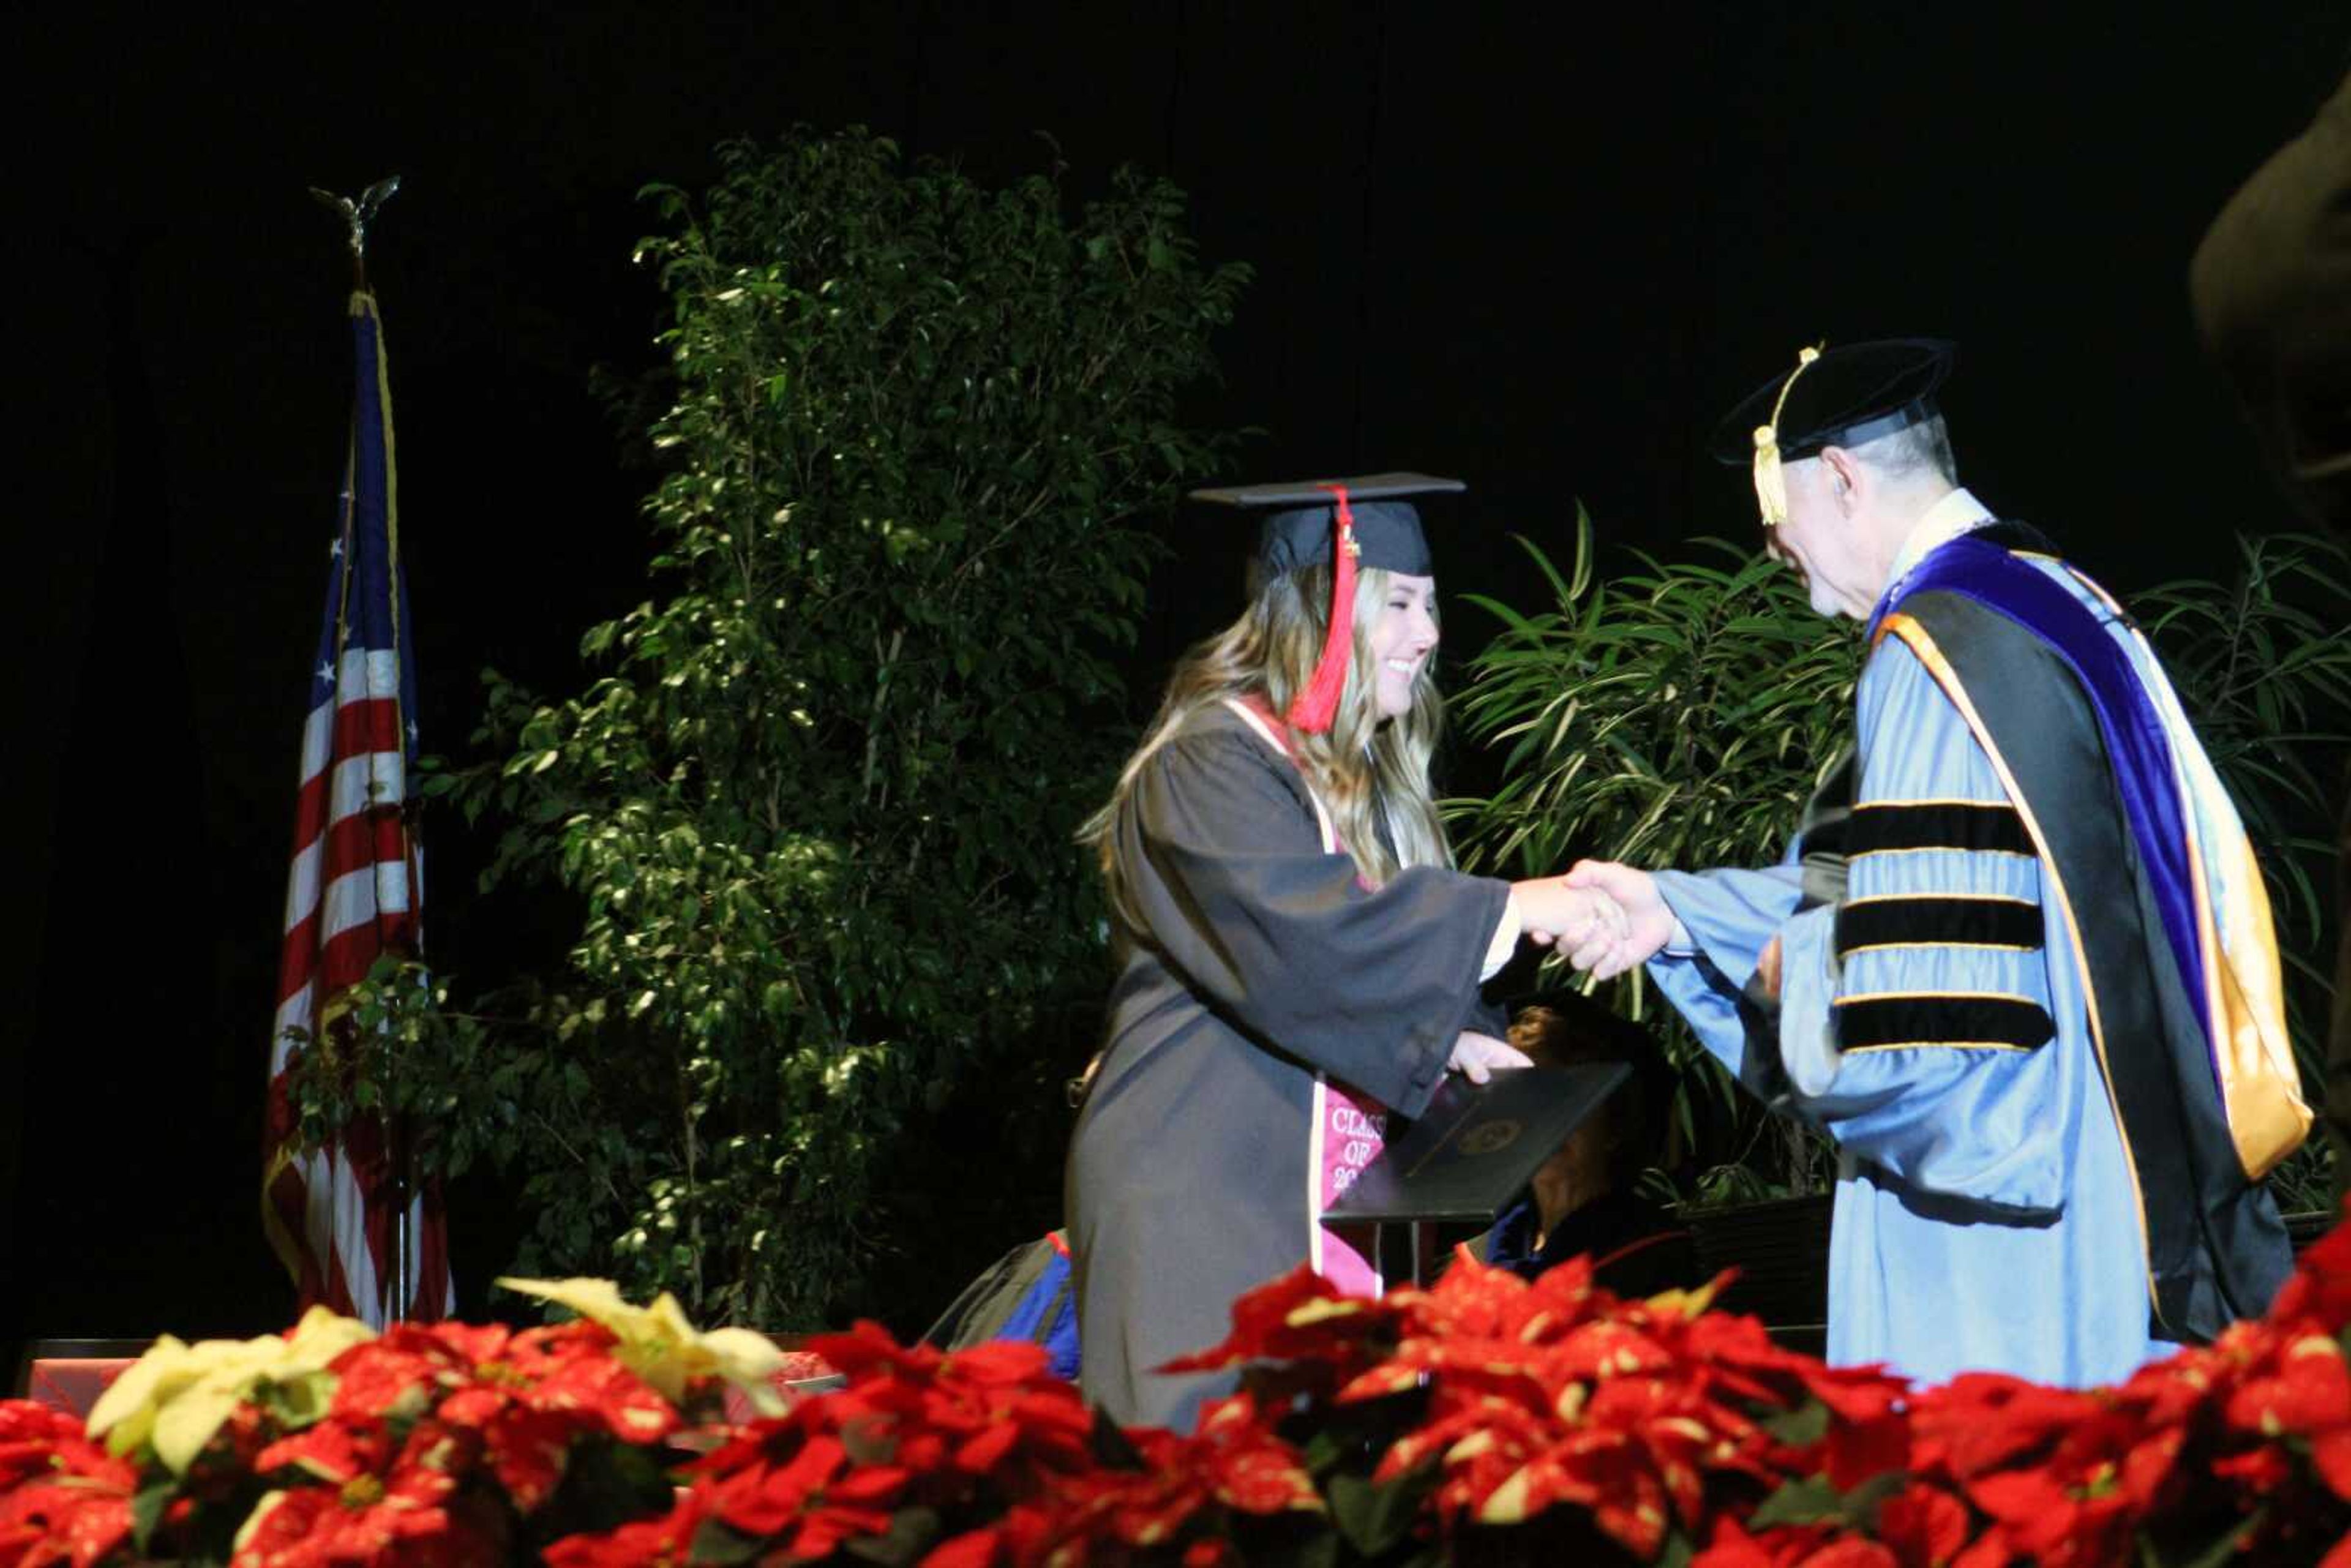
<box><xmin>1458</xmin><ymin>1119</ymin><xmax>1523</xmax><ymax>1158</ymax></box>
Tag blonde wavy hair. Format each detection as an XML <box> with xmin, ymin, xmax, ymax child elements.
<box><xmin>1082</xmin><ymin>562</ymin><xmax>1453</xmax><ymax>937</ymax></box>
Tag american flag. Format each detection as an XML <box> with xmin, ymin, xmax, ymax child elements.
<box><xmin>263</xmin><ymin>289</ymin><xmax>454</xmax><ymax>1326</ymax></box>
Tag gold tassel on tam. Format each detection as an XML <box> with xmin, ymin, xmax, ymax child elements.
<box><xmin>1752</xmin><ymin>343</ymin><xmax>1823</xmax><ymax>527</ymax></box>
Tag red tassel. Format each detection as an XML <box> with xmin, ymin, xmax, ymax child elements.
<box><xmin>1286</xmin><ymin>485</ymin><xmax>1357</xmax><ymax>733</ymax></box>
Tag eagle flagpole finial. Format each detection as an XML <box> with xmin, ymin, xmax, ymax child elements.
<box><xmin>308</xmin><ymin>176</ymin><xmax>400</xmax><ymax>291</ymax></box>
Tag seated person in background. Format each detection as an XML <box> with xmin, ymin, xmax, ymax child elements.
<box><xmin>925</xmin><ymin>1229</ymin><xmax>1081</xmax><ymax>1381</ymax></box>
<box><xmin>1468</xmin><ymin>1002</ymin><xmax>1698</xmax><ymax>1298</ymax></box>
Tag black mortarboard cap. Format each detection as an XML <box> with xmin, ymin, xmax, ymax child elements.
<box><xmin>1187</xmin><ymin>472</ymin><xmax>1463</xmax><ymax>730</ymax></box>
<box><xmin>1708</xmin><ymin>339</ymin><xmax>1956</xmax><ymax>467</ymax></box>
<box><xmin>1709</xmin><ymin>340</ymin><xmax>1955</xmax><ymax>527</ymax></box>
<box><xmin>1190</xmin><ymin>471</ymin><xmax>1462</xmax><ymax>579</ymax></box>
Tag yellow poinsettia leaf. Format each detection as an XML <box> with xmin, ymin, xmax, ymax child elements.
<box><xmin>234</xmin><ymin>1491</ymin><xmax>292</xmax><ymax>1553</ymax></box>
<box><xmin>1644</xmin><ymin>1279</ymin><xmax>1722</xmax><ymax>1321</ymax></box>
<box><xmin>87</xmin><ymin>1337</ymin><xmax>195</xmax><ymax>1449</ymax></box>
<box><xmin>498</xmin><ymin>1276</ymin><xmax>637</xmax><ymax>1326</ymax></box>
<box><xmin>697</xmin><ymin>1327</ymin><xmax>789</xmax><ymax>1414</ymax></box>
<box><xmin>279</xmin><ymin>1307</ymin><xmax>374</xmax><ymax>1375</ymax></box>
<box><xmin>1283</xmin><ymin>1297</ymin><xmax>1367</xmax><ymax>1329</ymax></box>
<box><xmin>500</xmin><ymin>1275</ymin><xmax>787</xmax><ymax>1411</ymax></box>
<box><xmin>89</xmin><ymin>1313</ymin><xmax>375</xmax><ymax>1473</ymax></box>
<box><xmin>93</xmin><ymin>1336</ymin><xmax>279</xmax><ymax>1466</ymax></box>
<box><xmin>645</xmin><ymin>1292</ymin><xmax>699</xmax><ymax>1342</ymax></box>
<box><xmin>151</xmin><ymin>1380</ymin><xmax>249</xmax><ymax>1475</ymax></box>
<box><xmin>697</xmin><ymin>1324</ymin><xmax>787</xmax><ymax>1373</ymax></box>
<box><xmin>1478</xmin><ymin>1466</ymin><xmax>1535</xmax><ymax>1526</ymax></box>
<box><xmin>268</xmin><ymin>1368</ymin><xmax>341</xmax><ymax>1430</ymax></box>
<box><xmin>1336</xmin><ymin>1364</ymin><xmax>1418</xmax><ymax>1403</ymax></box>
<box><xmin>1445</xmin><ymin>1430</ymin><xmax>1498</xmax><ymax>1465</ymax></box>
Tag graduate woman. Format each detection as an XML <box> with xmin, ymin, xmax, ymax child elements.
<box><xmin>1065</xmin><ymin>474</ymin><xmax>1616</xmax><ymax>1428</ymax></box>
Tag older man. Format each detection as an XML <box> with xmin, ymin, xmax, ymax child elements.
<box><xmin>1567</xmin><ymin>340</ymin><xmax>2306</xmax><ymax>1389</ymax></box>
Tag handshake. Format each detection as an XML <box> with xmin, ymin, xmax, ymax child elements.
<box><xmin>1510</xmin><ymin>861</ymin><xmax>1676</xmax><ymax>981</ymax></box>
<box><xmin>1450</xmin><ymin>861</ymin><xmax>1689</xmax><ymax>1084</ymax></box>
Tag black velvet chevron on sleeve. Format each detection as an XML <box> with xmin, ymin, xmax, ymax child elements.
<box><xmin>1834</xmin><ymin>992</ymin><xmax>2057</xmax><ymax>1052</ymax></box>
<box><xmin>1835</xmin><ymin>895</ymin><xmax>2044</xmax><ymax>958</ymax></box>
<box><xmin>1846</xmin><ymin>800</ymin><xmax>2034</xmax><ymax>857</ymax></box>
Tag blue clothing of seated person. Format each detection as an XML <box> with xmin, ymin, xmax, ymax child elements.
<box><xmin>1480</xmin><ymin>1188</ymin><xmax>1697</xmax><ymax>1297</ymax></box>
<box><xmin>924</xmin><ymin>1229</ymin><xmax>1081</xmax><ymax>1381</ymax></box>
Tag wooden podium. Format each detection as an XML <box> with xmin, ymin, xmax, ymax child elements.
<box><xmin>12</xmin><ymin>1338</ymin><xmax>152</xmax><ymax>1419</ymax></box>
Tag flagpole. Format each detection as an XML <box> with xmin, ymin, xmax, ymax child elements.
<box><xmin>310</xmin><ymin>176</ymin><xmax>413</xmax><ymax>1324</ymax></box>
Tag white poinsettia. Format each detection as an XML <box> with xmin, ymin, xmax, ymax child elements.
<box><xmin>85</xmin><ymin>1307</ymin><xmax>375</xmax><ymax>1474</ymax></box>
<box><xmin>497</xmin><ymin>1276</ymin><xmax>787</xmax><ymax>1414</ymax></box>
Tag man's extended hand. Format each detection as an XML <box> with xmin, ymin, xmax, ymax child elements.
<box><xmin>1754</xmin><ymin>935</ymin><xmax>1784</xmax><ymax>1002</ymax></box>
<box><xmin>1560</xmin><ymin>860</ymin><xmax>1678</xmax><ymax>980</ymax></box>
<box><xmin>1513</xmin><ymin>877</ymin><xmax>1629</xmax><ymax>951</ymax></box>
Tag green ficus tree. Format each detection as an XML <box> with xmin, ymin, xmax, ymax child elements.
<box><xmin>361</xmin><ymin>130</ymin><xmax>1250</xmax><ymax>1327</ymax></box>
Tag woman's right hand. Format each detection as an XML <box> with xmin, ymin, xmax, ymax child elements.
<box><xmin>1447</xmin><ymin>1030</ymin><xmax>1533</xmax><ymax>1084</ymax></box>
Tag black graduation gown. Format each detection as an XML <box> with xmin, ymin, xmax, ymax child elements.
<box><xmin>1065</xmin><ymin>703</ymin><xmax>1511</xmax><ymax>1430</ymax></box>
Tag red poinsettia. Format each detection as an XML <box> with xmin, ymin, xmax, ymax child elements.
<box><xmin>0</xmin><ymin>1405</ymin><xmax>85</xmax><ymax>1493</ymax></box>
<box><xmin>699</xmin><ymin>1426</ymin><xmax>903</xmax><ymax>1557</ymax></box>
<box><xmin>1879</xmin><ymin>1203</ymin><xmax>2351</xmax><ymax>1567</ymax></box>
<box><xmin>2271</xmin><ymin>1206</ymin><xmax>2351</xmax><ymax>1329</ymax></box>
<box><xmin>1154</xmin><ymin>1265</ymin><xmax>1402</xmax><ymax>1384</ymax></box>
<box><xmin>1016</xmin><ymin>1393</ymin><xmax>1318</xmax><ymax>1564</ymax></box>
<box><xmin>323</xmin><ymin>1318</ymin><xmax>677</xmax><ymax>1514</ymax></box>
<box><xmin>557</xmin><ymin>1326</ymin><xmax>1108</xmax><ymax>1567</ymax></box>
<box><xmin>233</xmin><ymin>1417</ymin><xmax>504</xmax><ymax>1568</ymax></box>
<box><xmin>878</xmin><ymin>1338</ymin><xmax>1094</xmax><ymax>1482</ymax></box>
<box><xmin>0</xmin><ymin>1400</ymin><xmax>140</xmax><ymax>1568</ymax></box>
<box><xmin>9</xmin><ymin>1209</ymin><xmax>2350</xmax><ymax>1568</ymax></box>
<box><xmin>541</xmin><ymin>1489</ymin><xmax>708</xmax><ymax>1568</ymax></box>
<box><xmin>1691</xmin><ymin>1513</ymin><xmax>1861</xmax><ymax>1566</ymax></box>
<box><xmin>782</xmin><ymin>1329</ymin><xmax>1095</xmax><ymax>1495</ymax></box>
<box><xmin>1871</xmin><ymin>1479</ymin><xmax>1972</xmax><ymax>1568</ymax></box>
<box><xmin>1905</xmin><ymin>1373</ymin><xmax>2176</xmax><ymax>1565</ymax></box>
<box><xmin>1212</xmin><ymin>1248</ymin><xmax>1913</xmax><ymax>1559</ymax></box>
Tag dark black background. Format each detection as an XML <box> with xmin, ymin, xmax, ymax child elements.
<box><xmin>6</xmin><ymin>4</ymin><xmax>2344</xmax><ymax>1362</ymax></box>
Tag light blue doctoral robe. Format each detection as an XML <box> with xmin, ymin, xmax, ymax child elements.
<box><xmin>1648</xmin><ymin>553</ymin><xmax>2241</xmax><ymax>1390</ymax></box>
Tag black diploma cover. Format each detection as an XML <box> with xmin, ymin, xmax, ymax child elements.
<box><xmin>1325</xmin><ymin>1062</ymin><xmax>1629</xmax><ymax>1225</ymax></box>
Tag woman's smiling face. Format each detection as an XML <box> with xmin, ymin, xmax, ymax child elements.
<box><xmin>1368</xmin><ymin>572</ymin><xmax>1438</xmax><ymax>718</ymax></box>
